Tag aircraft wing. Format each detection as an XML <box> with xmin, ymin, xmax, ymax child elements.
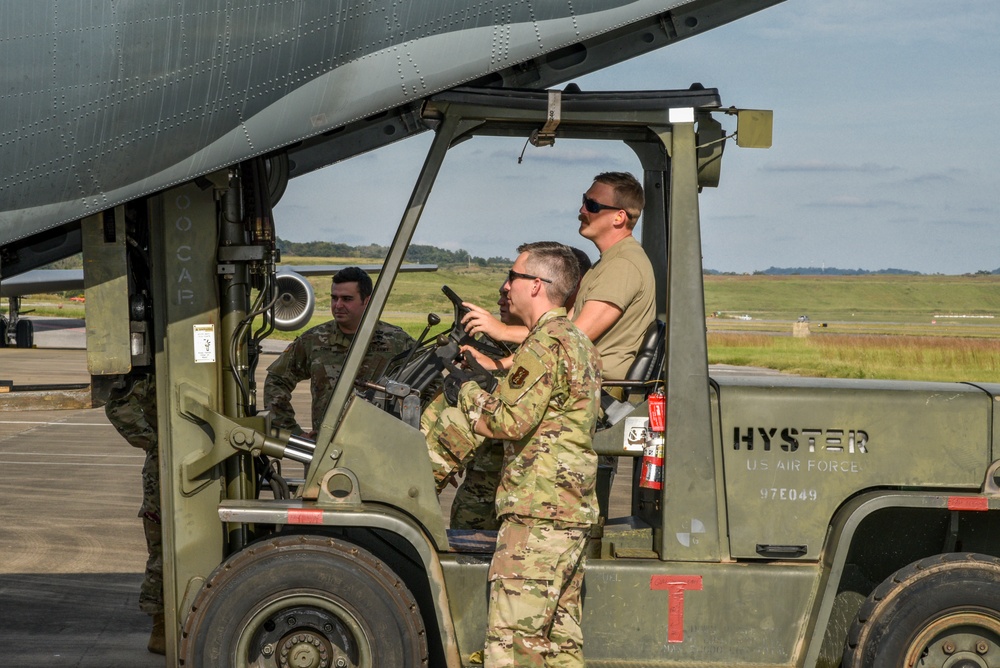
<box><xmin>0</xmin><ymin>0</ymin><xmax>785</xmax><ymax>257</ymax></box>
<box><xmin>279</xmin><ymin>264</ymin><xmax>437</xmax><ymax>277</ymax></box>
<box><xmin>0</xmin><ymin>270</ymin><xmax>84</xmax><ymax>298</ymax></box>
<box><xmin>0</xmin><ymin>264</ymin><xmax>435</xmax><ymax>299</ymax></box>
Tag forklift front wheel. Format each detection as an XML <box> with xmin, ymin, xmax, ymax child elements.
<box><xmin>843</xmin><ymin>552</ymin><xmax>1000</xmax><ymax>668</ymax></box>
<box><xmin>180</xmin><ymin>534</ymin><xmax>428</xmax><ymax>667</ymax></box>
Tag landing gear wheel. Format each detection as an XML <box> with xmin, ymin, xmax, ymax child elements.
<box><xmin>0</xmin><ymin>318</ymin><xmax>7</xmax><ymax>347</ymax></box>
<box><xmin>180</xmin><ymin>535</ymin><xmax>428</xmax><ymax>668</ymax></box>
<box><xmin>843</xmin><ymin>552</ymin><xmax>1000</xmax><ymax>668</ymax></box>
<box><xmin>15</xmin><ymin>319</ymin><xmax>33</xmax><ymax>348</ymax></box>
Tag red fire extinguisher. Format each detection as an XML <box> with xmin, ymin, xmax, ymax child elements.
<box><xmin>640</xmin><ymin>392</ymin><xmax>665</xmax><ymax>490</ymax></box>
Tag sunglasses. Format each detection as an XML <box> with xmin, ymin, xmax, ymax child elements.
<box><xmin>507</xmin><ymin>269</ymin><xmax>552</xmax><ymax>285</ymax></box>
<box><xmin>582</xmin><ymin>194</ymin><xmax>622</xmax><ymax>215</ymax></box>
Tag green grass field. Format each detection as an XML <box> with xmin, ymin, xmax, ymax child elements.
<box><xmin>10</xmin><ymin>269</ymin><xmax>1000</xmax><ymax>382</ymax></box>
<box><xmin>706</xmin><ymin>274</ymin><xmax>1000</xmax><ymax>324</ymax></box>
<box><xmin>706</xmin><ymin>274</ymin><xmax>1000</xmax><ymax>382</ymax></box>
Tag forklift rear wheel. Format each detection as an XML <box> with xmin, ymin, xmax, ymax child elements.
<box><xmin>843</xmin><ymin>552</ymin><xmax>1000</xmax><ymax>668</ymax></box>
<box><xmin>180</xmin><ymin>534</ymin><xmax>428</xmax><ymax>668</ymax></box>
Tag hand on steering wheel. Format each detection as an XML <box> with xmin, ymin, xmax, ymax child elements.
<box><xmin>461</xmin><ymin>302</ymin><xmax>509</xmax><ymax>341</ymax></box>
<box><xmin>459</xmin><ymin>344</ymin><xmax>498</xmax><ymax>372</ymax></box>
<box><xmin>441</xmin><ymin>286</ymin><xmax>511</xmax><ymax>359</ymax></box>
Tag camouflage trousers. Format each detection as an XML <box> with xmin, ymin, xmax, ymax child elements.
<box><xmin>485</xmin><ymin>516</ymin><xmax>590</xmax><ymax>668</ymax></box>
<box><xmin>104</xmin><ymin>383</ymin><xmax>163</xmax><ymax>617</ymax></box>
<box><xmin>450</xmin><ymin>440</ymin><xmax>503</xmax><ymax>531</ymax></box>
<box><xmin>422</xmin><ymin>391</ymin><xmax>504</xmax><ymax>529</ymax></box>
<box><xmin>421</xmin><ymin>392</ymin><xmax>486</xmax><ymax>490</ymax></box>
<box><xmin>139</xmin><ymin>447</ymin><xmax>163</xmax><ymax>615</ymax></box>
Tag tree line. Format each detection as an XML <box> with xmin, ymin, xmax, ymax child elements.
<box><xmin>276</xmin><ymin>238</ymin><xmax>512</xmax><ymax>267</ymax></box>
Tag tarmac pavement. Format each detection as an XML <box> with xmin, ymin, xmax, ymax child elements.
<box><xmin>1</xmin><ymin>318</ymin><xmax>470</xmax><ymax>665</ymax></box>
<box><xmin>0</xmin><ymin>317</ymin><xmax>774</xmax><ymax>665</ymax></box>
<box><xmin>0</xmin><ymin>318</ymin><xmax>291</xmax><ymax>666</ymax></box>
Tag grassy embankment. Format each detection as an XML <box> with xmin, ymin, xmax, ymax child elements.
<box><xmin>10</xmin><ymin>265</ymin><xmax>1000</xmax><ymax>382</ymax></box>
<box><xmin>705</xmin><ymin>274</ymin><xmax>1000</xmax><ymax>382</ymax></box>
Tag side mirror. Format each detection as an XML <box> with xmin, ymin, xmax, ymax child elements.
<box><xmin>736</xmin><ymin>109</ymin><xmax>773</xmax><ymax>149</ymax></box>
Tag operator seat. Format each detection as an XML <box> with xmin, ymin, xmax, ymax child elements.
<box><xmin>622</xmin><ymin>318</ymin><xmax>665</xmax><ymax>392</ymax></box>
<box><xmin>600</xmin><ymin>319</ymin><xmax>666</xmax><ymax>416</ymax></box>
<box><xmin>595</xmin><ymin>319</ymin><xmax>665</xmax><ymax>522</ymax></box>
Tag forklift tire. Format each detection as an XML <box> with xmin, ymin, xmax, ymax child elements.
<box><xmin>842</xmin><ymin>552</ymin><xmax>1000</xmax><ymax>668</ymax></box>
<box><xmin>180</xmin><ymin>534</ymin><xmax>428</xmax><ymax>668</ymax></box>
<box><xmin>15</xmin><ymin>319</ymin><xmax>32</xmax><ymax>348</ymax></box>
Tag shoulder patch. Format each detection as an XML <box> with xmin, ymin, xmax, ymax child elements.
<box><xmin>509</xmin><ymin>366</ymin><xmax>530</xmax><ymax>388</ymax></box>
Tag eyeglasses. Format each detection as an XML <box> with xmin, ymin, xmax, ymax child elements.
<box><xmin>507</xmin><ymin>269</ymin><xmax>552</xmax><ymax>285</ymax></box>
<box><xmin>582</xmin><ymin>194</ymin><xmax>622</xmax><ymax>215</ymax></box>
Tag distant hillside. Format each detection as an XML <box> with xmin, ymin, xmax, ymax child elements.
<box><xmin>758</xmin><ymin>266</ymin><xmax>921</xmax><ymax>276</ymax></box>
<box><xmin>276</xmin><ymin>238</ymin><xmax>511</xmax><ymax>267</ymax></box>
<box><xmin>40</xmin><ymin>246</ymin><xmax>1000</xmax><ymax>276</ymax></box>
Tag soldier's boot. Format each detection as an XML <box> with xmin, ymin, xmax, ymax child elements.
<box><xmin>148</xmin><ymin>613</ymin><xmax>166</xmax><ymax>655</ymax></box>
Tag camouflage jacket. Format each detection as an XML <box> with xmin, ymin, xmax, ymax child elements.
<box><xmin>264</xmin><ymin>320</ymin><xmax>413</xmax><ymax>434</ymax></box>
<box><xmin>459</xmin><ymin>308</ymin><xmax>602</xmax><ymax>525</ymax></box>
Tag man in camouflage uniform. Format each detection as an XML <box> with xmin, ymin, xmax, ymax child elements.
<box><xmin>426</xmin><ymin>284</ymin><xmax>514</xmax><ymax>530</ymax></box>
<box><xmin>265</xmin><ymin>267</ymin><xmax>414</xmax><ymax>436</ymax></box>
<box><xmin>105</xmin><ymin>370</ymin><xmax>165</xmax><ymax>654</ymax></box>
<box><xmin>437</xmin><ymin>242</ymin><xmax>601</xmax><ymax>666</ymax></box>
<box><xmin>446</xmin><ymin>248</ymin><xmax>593</xmax><ymax>530</ymax></box>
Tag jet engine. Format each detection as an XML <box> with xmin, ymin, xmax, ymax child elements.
<box><xmin>270</xmin><ymin>270</ymin><xmax>315</xmax><ymax>331</ymax></box>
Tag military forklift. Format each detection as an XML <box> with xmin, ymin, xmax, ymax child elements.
<box><xmin>81</xmin><ymin>85</ymin><xmax>1000</xmax><ymax>668</ymax></box>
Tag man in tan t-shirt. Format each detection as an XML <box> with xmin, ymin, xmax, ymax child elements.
<box><xmin>571</xmin><ymin>171</ymin><xmax>655</xmax><ymax>380</ymax></box>
<box><xmin>463</xmin><ymin>171</ymin><xmax>655</xmax><ymax>380</ymax></box>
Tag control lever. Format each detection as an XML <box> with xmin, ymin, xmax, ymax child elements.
<box><xmin>356</xmin><ymin>378</ymin><xmax>423</xmax><ymax>428</ymax></box>
<box><xmin>357</xmin><ymin>378</ymin><xmax>414</xmax><ymax>399</ymax></box>
<box><xmin>395</xmin><ymin>312</ymin><xmax>441</xmax><ymax>376</ymax></box>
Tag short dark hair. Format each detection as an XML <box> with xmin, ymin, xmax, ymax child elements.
<box><xmin>332</xmin><ymin>266</ymin><xmax>373</xmax><ymax>300</ymax></box>
<box><xmin>594</xmin><ymin>171</ymin><xmax>644</xmax><ymax>228</ymax></box>
<box><xmin>516</xmin><ymin>241</ymin><xmax>580</xmax><ymax>307</ymax></box>
<box><xmin>568</xmin><ymin>246</ymin><xmax>592</xmax><ymax>275</ymax></box>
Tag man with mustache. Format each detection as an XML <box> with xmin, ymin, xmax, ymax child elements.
<box><xmin>462</xmin><ymin>172</ymin><xmax>654</xmax><ymax>384</ymax></box>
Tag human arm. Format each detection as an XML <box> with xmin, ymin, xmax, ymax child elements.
<box><xmin>263</xmin><ymin>341</ymin><xmax>309</xmax><ymax>434</ymax></box>
<box><xmin>461</xmin><ymin>301</ymin><xmax>529</xmax><ymax>344</ymax></box>
<box><xmin>459</xmin><ymin>342</ymin><xmax>552</xmax><ymax>441</ymax></box>
<box><xmin>570</xmin><ymin>298</ymin><xmax>623</xmax><ymax>343</ymax></box>
<box><xmin>459</xmin><ymin>344</ymin><xmax>511</xmax><ymax>373</ymax></box>
<box><xmin>466</xmin><ymin>298</ymin><xmax>622</xmax><ymax>371</ymax></box>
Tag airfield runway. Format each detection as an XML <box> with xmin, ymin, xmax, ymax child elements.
<box><xmin>0</xmin><ymin>317</ymin><xmax>777</xmax><ymax>666</ymax></box>
<box><xmin>0</xmin><ymin>318</ymin><xmax>293</xmax><ymax>666</ymax></box>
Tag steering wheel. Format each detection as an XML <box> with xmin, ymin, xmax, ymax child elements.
<box><xmin>372</xmin><ymin>286</ymin><xmax>511</xmax><ymax>422</ymax></box>
<box><xmin>440</xmin><ymin>285</ymin><xmax>512</xmax><ymax>358</ymax></box>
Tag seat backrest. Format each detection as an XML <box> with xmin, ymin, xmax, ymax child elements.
<box><xmin>623</xmin><ymin>319</ymin><xmax>665</xmax><ymax>384</ymax></box>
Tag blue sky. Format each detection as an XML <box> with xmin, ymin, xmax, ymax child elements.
<box><xmin>275</xmin><ymin>1</ymin><xmax>1000</xmax><ymax>274</ymax></box>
